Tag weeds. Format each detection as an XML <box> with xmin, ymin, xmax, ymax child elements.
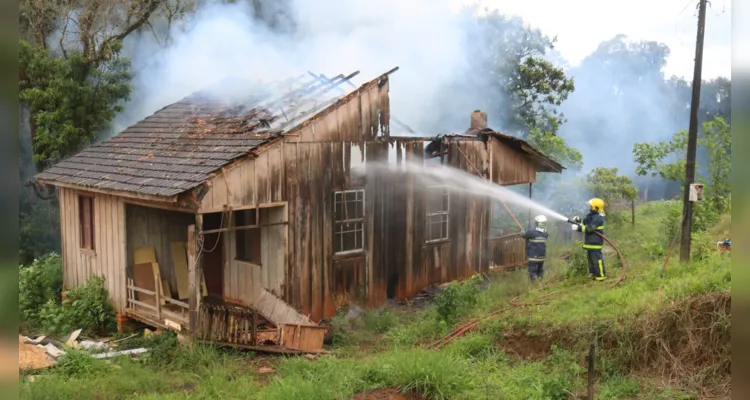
<box><xmin>434</xmin><ymin>275</ymin><xmax>483</xmax><ymax>325</ymax></box>
<box><xmin>19</xmin><ymin>202</ymin><xmax>731</xmax><ymax>399</ymax></box>
<box><xmin>37</xmin><ymin>275</ymin><xmax>116</xmax><ymax>336</ymax></box>
<box><xmin>19</xmin><ymin>253</ymin><xmax>63</xmax><ymax>331</ymax></box>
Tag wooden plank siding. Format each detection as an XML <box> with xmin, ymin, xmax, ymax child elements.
<box><xmin>58</xmin><ymin>187</ymin><xmax>128</xmax><ymax>312</ymax></box>
<box><xmin>488</xmin><ymin>136</ymin><xmax>538</xmax><ymax>185</ymax></box>
<box><xmin>191</xmin><ymin>82</ymin><xmax>546</xmax><ymax>322</ymax></box>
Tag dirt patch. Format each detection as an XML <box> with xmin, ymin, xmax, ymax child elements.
<box><xmin>498</xmin><ymin>333</ymin><xmax>553</xmax><ymax>360</ymax></box>
<box><xmin>350</xmin><ymin>388</ymin><xmax>421</xmax><ymax>400</ymax></box>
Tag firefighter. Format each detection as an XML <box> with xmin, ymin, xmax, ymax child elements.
<box><xmin>569</xmin><ymin>198</ymin><xmax>607</xmax><ymax>281</ymax></box>
<box><xmin>522</xmin><ymin>215</ymin><xmax>549</xmax><ymax>281</ymax></box>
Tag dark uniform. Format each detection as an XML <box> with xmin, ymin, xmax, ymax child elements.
<box><xmin>579</xmin><ymin>211</ymin><xmax>606</xmax><ymax>280</ymax></box>
<box><xmin>522</xmin><ymin>228</ymin><xmax>549</xmax><ymax>280</ymax></box>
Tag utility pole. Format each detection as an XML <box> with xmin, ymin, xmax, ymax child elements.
<box><xmin>679</xmin><ymin>0</ymin><xmax>708</xmax><ymax>263</ymax></box>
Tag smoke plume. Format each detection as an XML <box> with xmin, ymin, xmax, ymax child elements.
<box><xmin>114</xmin><ymin>0</ymin><xmax>476</xmax><ymax>136</ymax></box>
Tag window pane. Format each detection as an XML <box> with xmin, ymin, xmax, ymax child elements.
<box><xmin>426</xmin><ymin>187</ymin><xmax>448</xmax><ymax>214</ymax></box>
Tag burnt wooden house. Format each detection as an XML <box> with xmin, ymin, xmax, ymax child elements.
<box><xmin>35</xmin><ymin>68</ymin><xmax>562</xmax><ymax>353</ymax></box>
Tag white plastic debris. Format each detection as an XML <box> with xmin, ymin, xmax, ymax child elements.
<box><xmin>91</xmin><ymin>348</ymin><xmax>148</xmax><ymax>359</ymax></box>
<box><xmin>79</xmin><ymin>340</ymin><xmax>109</xmax><ymax>351</ymax></box>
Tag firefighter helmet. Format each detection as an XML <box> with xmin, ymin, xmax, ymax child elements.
<box><xmin>534</xmin><ymin>215</ymin><xmax>548</xmax><ymax>231</ymax></box>
<box><xmin>587</xmin><ymin>198</ymin><xmax>605</xmax><ymax>213</ymax></box>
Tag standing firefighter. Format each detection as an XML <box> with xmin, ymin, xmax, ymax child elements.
<box><xmin>569</xmin><ymin>198</ymin><xmax>607</xmax><ymax>281</ymax></box>
<box><xmin>522</xmin><ymin>215</ymin><xmax>549</xmax><ymax>281</ymax></box>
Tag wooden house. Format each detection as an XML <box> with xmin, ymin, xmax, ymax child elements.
<box><xmin>34</xmin><ymin>68</ymin><xmax>562</xmax><ymax>353</ymax></box>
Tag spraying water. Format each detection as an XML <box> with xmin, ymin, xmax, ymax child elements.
<box><xmin>367</xmin><ymin>160</ymin><xmax>570</xmax><ymax>222</ymax></box>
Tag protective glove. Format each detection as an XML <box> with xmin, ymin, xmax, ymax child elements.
<box><xmin>570</xmin><ymin>224</ymin><xmax>579</xmax><ymax>231</ymax></box>
<box><xmin>571</xmin><ymin>216</ymin><xmax>581</xmax><ymax>224</ymax></box>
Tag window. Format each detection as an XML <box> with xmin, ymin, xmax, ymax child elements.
<box><xmin>334</xmin><ymin>189</ymin><xmax>365</xmax><ymax>254</ymax></box>
<box><xmin>78</xmin><ymin>195</ymin><xmax>95</xmax><ymax>250</ymax></box>
<box><xmin>425</xmin><ymin>186</ymin><xmax>449</xmax><ymax>242</ymax></box>
<box><xmin>234</xmin><ymin>209</ymin><xmax>262</xmax><ymax>265</ymax></box>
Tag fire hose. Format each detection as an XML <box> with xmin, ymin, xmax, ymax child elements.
<box><xmin>428</xmin><ymin>223</ymin><xmax>627</xmax><ymax>350</ymax></box>
<box><xmin>564</xmin><ymin>218</ymin><xmax>627</xmax><ymax>288</ymax></box>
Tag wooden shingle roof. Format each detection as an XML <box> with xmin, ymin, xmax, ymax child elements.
<box><xmin>35</xmin><ymin>71</ymin><xmax>365</xmax><ymax>198</ymax></box>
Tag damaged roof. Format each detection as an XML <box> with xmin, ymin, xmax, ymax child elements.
<box><xmin>34</xmin><ymin>70</ymin><xmax>374</xmax><ymax>199</ymax></box>
<box><xmin>390</xmin><ymin>129</ymin><xmax>565</xmax><ymax>173</ymax></box>
<box><xmin>472</xmin><ymin>128</ymin><xmax>565</xmax><ymax>173</ymax></box>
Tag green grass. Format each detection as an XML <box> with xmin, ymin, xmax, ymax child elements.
<box><xmin>19</xmin><ymin>201</ymin><xmax>731</xmax><ymax>400</ymax></box>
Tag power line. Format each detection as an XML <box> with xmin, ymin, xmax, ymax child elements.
<box><xmin>679</xmin><ymin>0</ymin><xmax>708</xmax><ymax>263</ymax></box>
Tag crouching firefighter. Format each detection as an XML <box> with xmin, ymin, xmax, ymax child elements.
<box><xmin>522</xmin><ymin>215</ymin><xmax>549</xmax><ymax>281</ymax></box>
<box><xmin>569</xmin><ymin>198</ymin><xmax>607</xmax><ymax>281</ymax></box>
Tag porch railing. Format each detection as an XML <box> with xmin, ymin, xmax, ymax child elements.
<box><xmin>488</xmin><ymin>232</ymin><xmax>527</xmax><ymax>270</ymax></box>
<box><xmin>126</xmin><ymin>275</ymin><xmax>190</xmax><ymax>329</ymax></box>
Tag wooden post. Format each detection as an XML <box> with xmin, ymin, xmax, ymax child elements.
<box><xmin>528</xmin><ymin>183</ymin><xmax>532</xmax><ymax>228</ymax></box>
<box><xmin>187</xmin><ymin>224</ymin><xmax>197</xmax><ymax>336</ymax></box>
<box><xmin>251</xmin><ymin>310</ymin><xmax>257</xmax><ymax>345</ymax></box>
<box><xmin>154</xmin><ymin>272</ymin><xmax>162</xmax><ymax>321</ymax></box>
<box><xmin>196</xmin><ymin>214</ymin><xmax>204</xmax><ymax>301</ymax></box>
<box><xmin>631</xmin><ymin>199</ymin><xmax>636</xmax><ymax>226</ymax></box>
<box><xmin>679</xmin><ymin>0</ymin><xmax>708</xmax><ymax>263</ymax></box>
<box><xmin>587</xmin><ymin>342</ymin><xmax>596</xmax><ymax>400</ymax></box>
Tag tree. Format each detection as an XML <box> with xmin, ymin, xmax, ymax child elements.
<box><xmin>439</xmin><ymin>10</ymin><xmax>580</xmax><ymax>170</ymax></box>
<box><xmin>633</xmin><ymin>116</ymin><xmax>731</xmax><ymax>215</ymax></box>
<box><xmin>527</xmin><ymin>128</ymin><xmax>583</xmax><ymax>171</ymax></box>
<box><xmin>585</xmin><ymin>167</ymin><xmax>638</xmax><ymax>207</ymax></box>
<box><xmin>20</xmin><ymin>40</ymin><xmax>133</xmax><ymax>167</ymax></box>
<box><xmin>19</xmin><ymin>0</ymin><xmax>162</xmax><ymax>167</ymax></box>
<box><xmin>469</xmin><ymin>11</ymin><xmax>575</xmax><ymax>137</ymax></box>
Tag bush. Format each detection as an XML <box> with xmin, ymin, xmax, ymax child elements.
<box><xmin>563</xmin><ymin>244</ymin><xmax>588</xmax><ymax>279</ymax></box>
<box><xmin>38</xmin><ymin>275</ymin><xmax>116</xmax><ymax>337</ymax></box>
<box><xmin>19</xmin><ymin>253</ymin><xmax>63</xmax><ymax>330</ymax></box>
<box><xmin>434</xmin><ymin>275</ymin><xmax>482</xmax><ymax>325</ymax></box>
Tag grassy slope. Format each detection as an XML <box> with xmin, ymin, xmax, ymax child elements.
<box><xmin>20</xmin><ymin>201</ymin><xmax>731</xmax><ymax>400</ymax></box>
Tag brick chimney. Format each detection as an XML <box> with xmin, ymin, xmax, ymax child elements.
<box><xmin>470</xmin><ymin>110</ymin><xmax>487</xmax><ymax>130</ymax></box>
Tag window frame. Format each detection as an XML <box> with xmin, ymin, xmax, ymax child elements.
<box><xmin>424</xmin><ymin>185</ymin><xmax>450</xmax><ymax>243</ymax></box>
<box><xmin>78</xmin><ymin>194</ymin><xmax>95</xmax><ymax>251</ymax></box>
<box><xmin>233</xmin><ymin>209</ymin><xmax>262</xmax><ymax>266</ymax></box>
<box><xmin>333</xmin><ymin>189</ymin><xmax>366</xmax><ymax>255</ymax></box>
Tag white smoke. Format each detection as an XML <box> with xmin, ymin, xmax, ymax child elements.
<box><xmin>114</xmin><ymin>0</ymin><xmax>475</xmax><ymax>136</ymax></box>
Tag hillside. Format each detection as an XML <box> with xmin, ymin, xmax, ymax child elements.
<box><xmin>19</xmin><ymin>200</ymin><xmax>731</xmax><ymax>400</ymax></box>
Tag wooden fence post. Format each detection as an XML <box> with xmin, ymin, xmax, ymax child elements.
<box><xmin>587</xmin><ymin>342</ymin><xmax>596</xmax><ymax>400</ymax></box>
<box><xmin>187</xmin><ymin>224</ymin><xmax>197</xmax><ymax>338</ymax></box>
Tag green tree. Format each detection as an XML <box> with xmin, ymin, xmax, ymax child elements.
<box><xmin>464</xmin><ymin>11</ymin><xmax>580</xmax><ymax>170</ymax></box>
<box><xmin>585</xmin><ymin>167</ymin><xmax>638</xmax><ymax>206</ymax></box>
<box><xmin>632</xmin><ymin>116</ymin><xmax>731</xmax><ymax>215</ymax></box>
<box><xmin>527</xmin><ymin>128</ymin><xmax>583</xmax><ymax>171</ymax></box>
<box><xmin>20</xmin><ymin>40</ymin><xmax>133</xmax><ymax>167</ymax></box>
<box><xmin>471</xmin><ymin>11</ymin><xmax>575</xmax><ymax>136</ymax></box>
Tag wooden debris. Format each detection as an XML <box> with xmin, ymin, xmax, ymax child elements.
<box><xmin>42</xmin><ymin>343</ymin><xmax>65</xmax><ymax>359</ymax></box>
<box><xmin>19</xmin><ymin>335</ymin><xmax>55</xmax><ymax>370</ymax></box>
<box><xmin>258</xmin><ymin>367</ymin><xmax>274</xmax><ymax>374</ymax></box>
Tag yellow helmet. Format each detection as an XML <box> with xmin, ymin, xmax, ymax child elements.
<box><xmin>587</xmin><ymin>198</ymin><xmax>605</xmax><ymax>213</ymax></box>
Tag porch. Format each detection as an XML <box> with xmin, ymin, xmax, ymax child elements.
<box><xmin>122</xmin><ymin>202</ymin><xmax>327</xmax><ymax>354</ymax></box>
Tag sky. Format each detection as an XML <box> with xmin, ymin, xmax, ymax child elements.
<box><xmin>463</xmin><ymin>0</ymin><xmax>732</xmax><ymax>80</ymax></box>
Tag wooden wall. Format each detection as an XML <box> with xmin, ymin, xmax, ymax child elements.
<box><xmin>488</xmin><ymin>137</ymin><xmax>539</xmax><ymax>185</ymax></box>
<box><xmin>58</xmin><ymin>187</ymin><xmax>128</xmax><ymax>312</ymax></box>
<box><xmin>194</xmin><ymin>76</ymin><xmax>546</xmax><ymax>322</ymax></box>
<box><xmin>124</xmin><ymin>204</ymin><xmax>195</xmax><ymax>297</ymax></box>
<box><xmin>375</xmin><ymin>139</ymin><xmax>490</xmax><ymax>304</ymax></box>
<box><xmin>221</xmin><ymin>205</ymin><xmax>287</xmax><ymax>307</ymax></box>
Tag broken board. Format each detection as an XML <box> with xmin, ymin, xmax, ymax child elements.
<box><xmin>132</xmin><ymin>262</ymin><xmax>156</xmax><ymax>305</ymax></box>
<box><xmin>171</xmin><ymin>242</ymin><xmax>190</xmax><ymax>299</ymax></box>
<box><xmin>134</xmin><ymin>246</ymin><xmax>171</xmax><ymax>301</ymax></box>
